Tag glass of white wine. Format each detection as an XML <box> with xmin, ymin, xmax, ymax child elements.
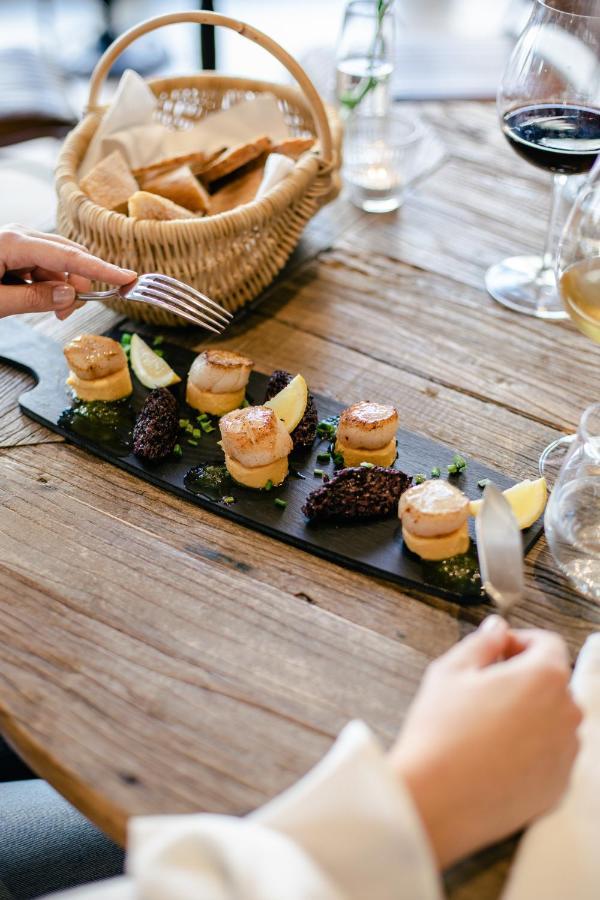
<box><xmin>540</xmin><ymin>156</ymin><xmax>600</xmax><ymax>479</ymax></box>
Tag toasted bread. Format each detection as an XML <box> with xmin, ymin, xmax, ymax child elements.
<box><xmin>80</xmin><ymin>150</ymin><xmax>138</xmax><ymax>213</ymax></box>
<box><xmin>132</xmin><ymin>147</ymin><xmax>226</xmax><ymax>182</ymax></box>
<box><xmin>209</xmin><ymin>165</ymin><xmax>265</xmax><ymax>215</ymax></box>
<box><xmin>270</xmin><ymin>137</ymin><xmax>315</xmax><ymax>158</ymax></box>
<box><xmin>141</xmin><ymin>165</ymin><xmax>210</xmax><ymax>213</ymax></box>
<box><xmin>128</xmin><ymin>191</ymin><xmax>197</xmax><ymax>221</ymax></box>
<box><xmin>199</xmin><ymin>136</ymin><xmax>272</xmax><ymax>185</ymax></box>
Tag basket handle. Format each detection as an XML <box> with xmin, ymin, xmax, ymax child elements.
<box><xmin>87</xmin><ymin>10</ymin><xmax>333</xmax><ymax>163</ymax></box>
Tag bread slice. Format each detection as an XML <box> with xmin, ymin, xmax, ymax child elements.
<box><xmin>209</xmin><ymin>165</ymin><xmax>265</xmax><ymax>215</ymax></box>
<box><xmin>141</xmin><ymin>165</ymin><xmax>210</xmax><ymax>214</ymax></box>
<box><xmin>270</xmin><ymin>137</ymin><xmax>315</xmax><ymax>158</ymax></box>
<box><xmin>80</xmin><ymin>150</ymin><xmax>138</xmax><ymax>213</ymax></box>
<box><xmin>128</xmin><ymin>191</ymin><xmax>196</xmax><ymax>221</ymax></box>
<box><xmin>132</xmin><ymin>147</ymin><xmax>226</xmax><ymax>182</ymax></box>
<box><xmin>199</xmin><ymin>136</ymin><xmax>272</xmax><ymax>185</ymax></box>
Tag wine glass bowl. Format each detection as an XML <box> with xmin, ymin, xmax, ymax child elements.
<box><xmin>486</xmin><ymin>0</ymin><xmax>600</xmax><ymax>319</ymax></box>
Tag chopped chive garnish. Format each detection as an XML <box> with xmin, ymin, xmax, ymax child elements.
<box><xmin>264</xmin><ymin>479</ymin><xmax>273</xmax><ymax>491</ymax></box>
<box><xmin>120</xmin><ymin>333</ymin><xmax>132</xmax><ymax>344</ymax></box>
<box><xmin>478</xmin><ymin>478</ymin><xmax>492</xmax><ymax>489</ymax></box>
<box><xmin>185</xmin><ymin>422</ymin><xmax>194</xmax><ymax>434</ymax></box>
<box><xmin>179</xmin><ymin>418</ymin><xmax>190</xmax><ymax>429</ymax></box>
<box><xmin>152</xmin><ymin>335</ymin><xmax>164</xmax><ymax>347</ymax></box>
<box><xmin>196</xmin><ymin>412</ymin><xmax>208</xmax><ymax>421</ymax></box>
<box><xmin>274</xmin><ymin>498</ymin><xmax>287</xmax><ymax>509</ymax></box>
<box><xmin>153</xmin><ymin>348</ymin><xmax>165</xmax><ymax>358</ymax></box>
<box><xmin>415</xmin><ymin>473</ymin><xmax>427</xmax><ymax>484</ymax></box>
<box><xmin>222</xmin><ymin>496</ymin><xmax>235</xmax><ymax>504</ymax></box>
<box><xmin>431</xmin><ymin>467</ymin><xmax>441</xmax><ymax>478</ymax></box>
<box><xmin>360</xmin><ymin>461</ymin><xmax>375</xmax><ymax>469</ymax></box>
<box><xmin>448</xmin><ymin>453</ymin><xmax>467</xmax><ymax>476</ymax></box>
<box><xmin>173</xmin><ymin>443</ymin><xmax>182</xmax><ymax>457</ymax></box>
<box><xmin>241</xmin><ymin>398</ymin><xmax>250</xmax><ymax>408</ymax></box>
<box><xmin>192</xmin><ymin>428</ymin><xmax>202</xmax><ymax>438</ymax></box>
<box><xmin>188</xmin><ymin>439</ymin><xmax>199</xmax><ymax>446</ymax></box>
<box><xmin>201</xmin><ymin>421</ymin><xmax>214</xmax><ymax>432</ymax></box>
<box><xmin>333</xmin><ymin>452</ymin><xmax>344</xmax><ymax>467</ymax></box>
<box><xmin>317</xmin><ymin>452</ymin><xmax>331</xmax><ymax>463</ymax></box>
<box><xmin>316</xmin><ymin>419</ymin><xmax>338</xmax><ymax>439</ymax></box>
<box><xmin>313</xmin><ymin>468</ymin><xmax>325</xmax><ymax>477</ymax></box>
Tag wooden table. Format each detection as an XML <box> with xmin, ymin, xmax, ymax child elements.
<box><xmin>1</xmin><ymin>101</ymin><xmax>599</xmax><ymax>899</ymax></box>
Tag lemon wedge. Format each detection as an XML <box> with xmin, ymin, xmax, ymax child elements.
<box><xmin>130</xmin><ymin>334</ymin><xmax>181</xmax><ymax>389</ymax></box>
<box><xmin>264</xmin><ymin>374</ymin><xmax>308</xmax><ymax>432</ymax></box>
<box><xmin>469</xmin><ymin>477</ymin><xmax>547</xmax><ymax>529</ymax></box>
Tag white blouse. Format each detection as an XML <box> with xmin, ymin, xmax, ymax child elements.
<box><xmin>53</xmin><ymin>721</ymin><xmax>442</xmax><ymax>900</ymax></box>
<box><xmin>52</xmin><ymin>635</ymin><xmax>600</xmax><ymax>900</ymax></box>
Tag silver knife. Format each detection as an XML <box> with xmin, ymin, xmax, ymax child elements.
<box><xmin>475</xmin><ymin>483</ymin><xmax>525</xmax><ymax>616</ymax></box>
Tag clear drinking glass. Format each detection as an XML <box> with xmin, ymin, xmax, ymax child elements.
<box><xmin>336</xmin><ymin>0</ymin><xmax>396</xmax><ymax>117</ymax></box>
<box><xmin>486</xmin><ymin>0</ymin><xmax>600</xmax><ymax>319</ymax></box>
<box><xmin>545</xmin><ymin>403</ymin><xmax>600</xmax><ymax>600</ymax></box>
<box><xmin>344</xmin><ymin>113</ymin><xmax>423</xmax><ymax>212</ymax></box>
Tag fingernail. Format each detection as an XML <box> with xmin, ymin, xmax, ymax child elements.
<box><xmin>480</xmin><ymin>614</ymin><xmax>505</xmax><ymax>635</ymax></box>
<box><xmin>52</xmin><ymin>284</ymin><xmax>75</xmax><ymax>307</ymax></box>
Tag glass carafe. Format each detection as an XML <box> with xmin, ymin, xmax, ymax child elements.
<box><xmin>545</xmin><ymin>402</ymin><xmax>600</xmax><ymax>600</ymax></box>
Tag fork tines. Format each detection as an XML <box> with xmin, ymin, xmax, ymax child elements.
<box><xmin>129</xmin><ymin>274</ymin><xmax>233</xmax><ymax>333</ymax></box>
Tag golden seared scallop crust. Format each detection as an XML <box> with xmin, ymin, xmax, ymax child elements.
<box><xmin>399</xmin><ymin>480</ymin><xmax>470</xmax><ymax>538</ymax></box>
<box><xmin>337</xmin><ymin>401</ymin><xmax>399</xmax><ymax>450</ymax></box>
<box><xmin>224</xmin><ymin>453</ymin><xmax>289</xmax><ymax>489</ymax></box>
<box><xmin>219</xmin><ymin>406</ymin><xmax>293</xmax><ymax>468</ymax></box>
<box><xmin>202</xmin><ymin>349</ymin><xmax>254</xmax><ymax>369</ymax></box>
<box><xmin>402</xmin><ymin>522</ymin><xmax>470</xmax><ymax>561</ymax></box>
<box><xmin>64</xmin><ymin>335</ymin><xmax>127</xmax><ymax>382</ymax></box>
<box><xmin>186</xmin><ymin>382</ymin><xmax>245</xmax><ymax>415</ymax></box>
<box><xmin>188</xmin><ymin>349</ymin><xmax>253</xmax><ymax>395</ymax></box>
<box><xmin>66</xmin><ymin>367</ymin><xmax>133</xmax><ymax>402</ymax></box>
<box><xmin>335</xmin><ymin>437</ymin><xmax>397</xmax><ymax>468</ymax></box>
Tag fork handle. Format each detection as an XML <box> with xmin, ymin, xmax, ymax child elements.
<box><xmin>76</xmin><ymin>289</ymin><xmax>120</xmax><ymax>301</ymax></box>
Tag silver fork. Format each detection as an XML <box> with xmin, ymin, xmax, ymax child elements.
<box><xmin>77</xmin><ymin>273</ymin><xmax>232</xmax><ymax>333</ymax></box>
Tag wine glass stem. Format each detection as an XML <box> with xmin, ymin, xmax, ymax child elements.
<box><xmin>541</xmin><ymin>173</ymin><xmax>568</xmax><ymax>272</ymax></box>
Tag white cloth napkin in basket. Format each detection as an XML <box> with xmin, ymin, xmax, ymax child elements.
<box><xmin>80</xmin><ymin>69</ymin><xmax>293</xmax><ymax>199</ymax></box>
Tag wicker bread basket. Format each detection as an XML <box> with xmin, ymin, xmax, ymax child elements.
<box><xmin>55</xmin><ymin>11</ymin><xmax>343</xmax><ymax>326</ymax></box>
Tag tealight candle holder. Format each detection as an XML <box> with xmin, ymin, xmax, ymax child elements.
<box><xmin>344</xmin><ymin>114</ymin><xmax>424</xmax><ymax>213</ymax></box>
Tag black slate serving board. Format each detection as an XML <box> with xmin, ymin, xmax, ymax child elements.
<box><xmin>0</xmin><ymin>319</ymin><xmax>544</xmax><ymax>604</ymax></box>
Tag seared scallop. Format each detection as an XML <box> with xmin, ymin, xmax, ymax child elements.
<box><xmin>64</xmin><ymin>335</ymin><xmax>127</xmax><ymax>381</ymax></box>
<box><xmin>188</xmin><ymin>349</ymin><xmax>253</xmax><ymax>394</ymax></box>
<box><xmin>337</xmin><ymin>401</ymin><xmax>398</xmax><ymax>450</ymax></box>
<box><xmin>399</xmin><ymin>480</ymin><xmax>469</xmax><ymax>538</ymax></box>
<box><xmin>219</xmin><ymin>406</ymin><xmax>292</xmax><ymax>469</ymax></box>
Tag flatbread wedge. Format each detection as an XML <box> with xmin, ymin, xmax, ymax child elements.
<box><xmin>270</xmin><ymin>137</ymin><xmax>315</xmax><ymax>158</ymax></box>
<box><xmin>141</xmin><ymin>165</ymin><xmax>210</xmax><ymax>214</ymax></box>
<box><xmin>80</xmin><ymin>150</ymin><xmax>138</xmax><ymax>213</ymax></box>
<box><xmin>209</xmin><ymin>165</ymin><xmax>265</xmax><ymax>215</ymax></box>
<box><xmin>199</xmin><ymin>136</ymin><xmax>272</xmax><ymax>185</ymax></box>
<box><xmin>128</xmin><ymin>191</ymin><xmax>197</xmax><ymax>221</ymax></box>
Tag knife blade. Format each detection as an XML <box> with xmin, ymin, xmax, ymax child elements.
<box><xmin>475</xmin><ymin>483</ymin><xmax>524</xmax><ymax>616</ymax></box>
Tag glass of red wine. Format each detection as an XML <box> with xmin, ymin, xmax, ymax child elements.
<box><xmin>486</xmin><ymin>0</ymin><xmax>600</xmax><ymax>319</ymax></box>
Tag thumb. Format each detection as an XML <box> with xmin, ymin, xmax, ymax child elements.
<box><xmin>0</xmin><ymin>281</ymin><xmax>76</xmax><ymax>317</ymax></box>
<box><xmin>446</xmin><ymin>615</ymin><xmax>509</xmax><ymax>670</ymax></box>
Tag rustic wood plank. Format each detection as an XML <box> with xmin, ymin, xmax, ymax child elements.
<box><xmin>256</xmin><ymin>251</ymin><xmax>596</xmax><ymax>432</ymax></box>
<box><xmin>0</xmin><ymin>443</ymin><xmax>428</xmax><ymax>846</ymax></box>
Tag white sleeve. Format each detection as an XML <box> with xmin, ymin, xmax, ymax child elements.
<box><xmin>47</xmin><ymin>721</ymin><xmax>442</xmax><ymax>900</ymax></box>
<box><xmin>501</xmin><ymin>634</ymin><xmax>600</xmax><ymax>900</ymax></box>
